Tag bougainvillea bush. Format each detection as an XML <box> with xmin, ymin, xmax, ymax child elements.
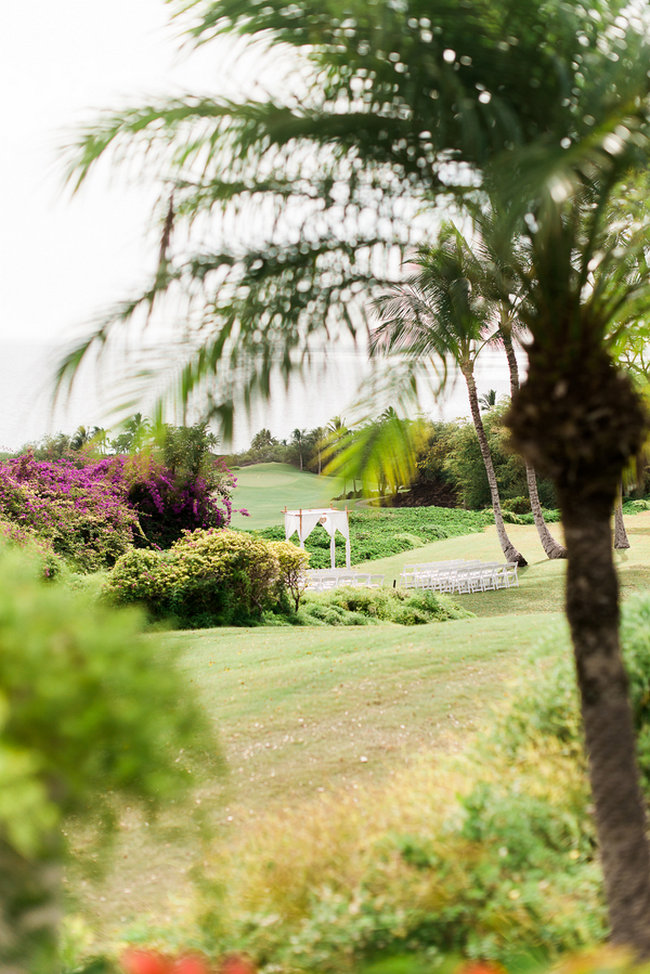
<box><xmin>0</xmin><ymin>452</ymin><xmax>239</xmax><ymax>572</ymax></box>
<box><xmin>0</xmin><ymin>454</ymin><xmax>137</xmax><ymax>571</ymax></box>
<box><xmin>106</xmin><ymin>529</ymin><xmax>308</xmax><ymax>627</ymax></box>
<box><xmin>122</xmin><ymin>452</ymin><xmax>238</xmax><ymax>550</ymax></box>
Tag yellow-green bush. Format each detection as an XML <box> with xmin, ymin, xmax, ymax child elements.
<box><xmin>106</xmin><ymin>529</ymin><xmax>309</xmax><ymax>627</ymax></box>
<box><xmin>198</xmin><ymin>741</ymin><xmax>603</xmax><ymax>971</ymax></box>
<box><xmin>191</xmin><ymin>604</ymin><xmax>650</xmax><ymax>969</ymax></box>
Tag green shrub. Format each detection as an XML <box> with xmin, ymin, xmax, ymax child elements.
<box><xmin>485</xmin><ymin>507</ymin><xmax>526</xmax><ymax>525</ymax></box>
<box><xmin>298</xmin><ymin>587</ymin><xmax>472</xmax><ymax>626</ymax></box>
<box><xmin>515</xmin><ymin>507</ymin><xmax>562</xmax><ymax>525</ymax></box>
<box><xmin>0</xmin><ymin>544</ymin><xmax>218</xmax><ymax>972</ymax></box>
<box><xmin>501</xmin><ymin>495</ymin><xmax>531</xmax><ymax>515</ymax></box>
<box><xmin>268</xmin><ymin>540</ymin><xmax>310</xmax><ymax>611</ymax></box>
<box><xmin>103</xmin><ymin>548</ymin><xmax>176</xmax><ymax>609</ymax></box>
<box><xmin>106</xmin><ymin>529</ymin><xmax>309</xmax><ymax>627</ymax></box>
<box><xmin>623</xmin><ymin>498</ymin><xmax>650</xmax><ymax>513</ymax></box>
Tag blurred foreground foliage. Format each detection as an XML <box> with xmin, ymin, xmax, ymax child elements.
<box><xmin>0</xmin><ymin>542</ymin><xmax>220</xmax><ymax>972</ymax></box>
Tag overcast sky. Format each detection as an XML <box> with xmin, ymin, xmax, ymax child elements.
<box><xmin>0</xmin><ymin>2</ymin><xmax>511</xmax><ymax>450</ymax></box>
<box><xmin>1</xmin><ymin>1</ymin><xmax>212</xmax><ymax>348</ymax></box>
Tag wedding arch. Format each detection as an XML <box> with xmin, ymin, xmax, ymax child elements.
<box><xmin>284</xmin><ymin>507</ymin><xmax>351</xmax><ymax>568</ymax></box>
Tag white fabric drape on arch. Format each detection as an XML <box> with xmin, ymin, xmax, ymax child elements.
<box><xmin>284</xmin><ymin>508</ymin><xmax>351</xmax><ymax>568</ymax></box>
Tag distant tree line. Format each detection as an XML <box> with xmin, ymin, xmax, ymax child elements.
<box><xmin>223</xmin><ymin>404</ymin><xmax>650</xmax><ymax>513</ymax></box>
<box><xmin>17</xmin><ymin>406</ymin><xmax>650</xmax><ymax>519</ymax></box>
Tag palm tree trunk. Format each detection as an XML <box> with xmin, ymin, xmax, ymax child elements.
<box><xmin>525</xmin><ymin>460</ymin><xmax>567</xmax><ymax>558</ymax></box>
<box><xmin>562</xmin><ymin>495</ymin><xmax>650</xmax><ymax>952</ymax></box>
<box><xmin>501</xmin><ymin>324</ymin><xmax>566</xmax><ymax>558</ymax></box>
<box><xmin>614</xmin><ymin>482</ymin><xmax>630</xmax><ymax>550</ymax></box>
<box><xmin>508</xmin><ymin>347</ymin><xmax>650</xmax><ymax>953</ymax></box>
<box><xmin>463</xmin><ymin>365</ymin><xmax>527</xmax><ymax>566</ymax></box>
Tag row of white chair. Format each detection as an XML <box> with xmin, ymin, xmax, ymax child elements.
<box><xmin>400</xmin><ymin>560</ymin><xmax>519</xmax><ymax>594</ymax></box>
<box><xmin>306</xmin><ymin>569</ymin><xmax>385</xmax><ymax>591</ymax></box>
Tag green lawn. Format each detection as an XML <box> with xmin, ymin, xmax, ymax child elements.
<box><xmin>68</xmin><ymin>510</ymin><xmax>650</xmax><ymax>949</ymax></box>
<box><xmin>229</xmin><ymin>463</ymin><xmax>341</xmax><ymax>529</ymax></box>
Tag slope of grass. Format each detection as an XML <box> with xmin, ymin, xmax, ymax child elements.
<box><xmin>68</xmin><ymin>512</ymin><xmax>650</xmax><ymax>953</ymax></box>
<box><xmin>70</xmin><ymin>611</ymin><xmax>549</xmax><ymax>945</ymax></box>
<box><xmin>229</xmin><ymin>463</ymin><xmax>340</xmax><ymax>529</ymax></box>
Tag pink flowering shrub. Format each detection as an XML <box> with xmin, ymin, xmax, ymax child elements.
<box><xmin>0</xmin><ymin>454</ymin><xmax>137</xmax><ymax>571</ymax></box>
<box><xmin>0</xmin><ymin>452</ymin><xmax>239</xmax><ymax>572</ymax></box>
<box><xmin>122</xmin><ymin>452</ymin><xmax>238</xmax><ymax>550</ymax></box>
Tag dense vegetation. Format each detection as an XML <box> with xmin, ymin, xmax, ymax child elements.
<box><xmin>106</xmin><ymin>525</ymin><xmax>477</xmax><ymax>628</ymax></box>
<box><xmin>0</xmin><ymin>424</ymin><xmax>238</xmax><ymax>572</ymax></box>
<box><xmin>228</xmin><ymin>410</ymin><xmax>650</xmax><ymax>514</ymax></box>
<box><xmin>223</xmin><ymin>409</ymin><xmax>564</xmax><ymax>510</ymax></box>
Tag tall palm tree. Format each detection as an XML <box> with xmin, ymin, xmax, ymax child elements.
<box><xmin>291</xmin><ymin>428</ymin><xmax>306</xmax><ymax>470</ymax></box>
<box><xmin>462</xmin><ymin>212</ymin><xmax>568</xmax><ymax>558</ymax></box>
<box><xmin>59</xmin><ymin>0</ymin><xmax>650</xmax><ymax>946</ymax></box>
<box><xmin>499</xmin><ymin>173</ymin><xmax>650</xmax><ymax>948</ymax></box>
<box><xmin>373</xmin><ymin>228</ymin><xmax>526</xmax><ymax>565</ymax></box>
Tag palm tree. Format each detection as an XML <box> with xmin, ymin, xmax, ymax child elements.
<box><xmin>70</xmin><ymin>425</ymin><xmax>91</xmax><ymax>452</ymax></box>
<box><xmin>305</xmin><ymin>426</ymin><xmax>326</xmax><ymax>476</ymax></box>
<box><xmin>613</xmin><ymin>481</ymin><xmax>631</xmax><ymax>550</ymax></box>
<box><xmin>499</xmin><ymin>173</ymin><xmax>650</xmax><ymax>948</ymax></box>
<box><xmin>59</xmin><ymin>0</ymin><xmax>650</xmax><ymax>946</ymax></box>
<box><xmin>110</xmin><ymin>413</ymin><xmax>151</xmax><ymax>454</ymax></box>
<box><xmin>460</xmin><ymin>211</ymin><xmax>568</xmax><ymax>558</ymax></box>
<box><xmin>498</xmin><ymin>320</ymin><xmax>567</xmax><ymax>560</ymax></box>
<box><xmin>478</xmin><ymin>389</ymin><xmax>498</xmax><ymax>411</ymax></box>
<box><xmin>373</xmin><ymin>228</ymin><xmax>526</xmax><ymax>565</ymax></box>
<box><xmin>291</xmin><ymin>428</ymin><xmax>306</xmax><ymax>470</ymax></box>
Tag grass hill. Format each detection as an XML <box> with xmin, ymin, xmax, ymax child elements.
<box><xmin>71</xmin><ymin>512</ymin><xmax>650</xmax><ymax>947</ymax></box>
<box><xmin>229</xmin><ymin>462</ymin><xmax>341</xmax><ymax>530</ymax></box>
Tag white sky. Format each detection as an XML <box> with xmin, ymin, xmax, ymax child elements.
<box><xmin>1</xmin><ymin>1</ymin><xmax>212</xmax><ymax>348</ymax></box>
<box><xmin>0</xmin><ymin>1</ymin><xmax>512</xmax><ymax>450</ymax></box>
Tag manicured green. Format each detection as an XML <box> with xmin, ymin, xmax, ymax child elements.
<box><xmin>229</xmin><ymin>463</ymin><xmax>340</xmax><ymax>529</ymax></box>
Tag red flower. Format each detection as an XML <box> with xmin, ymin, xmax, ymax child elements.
<box><xmin>457</xmin><ymin>963</ymin><xmax>505</xmax><ymax>974</ymax></box>
<box><xmin>121</xmin><ymin>949</ymin><xmax>172</xmax><ymax>974</ymax></box>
